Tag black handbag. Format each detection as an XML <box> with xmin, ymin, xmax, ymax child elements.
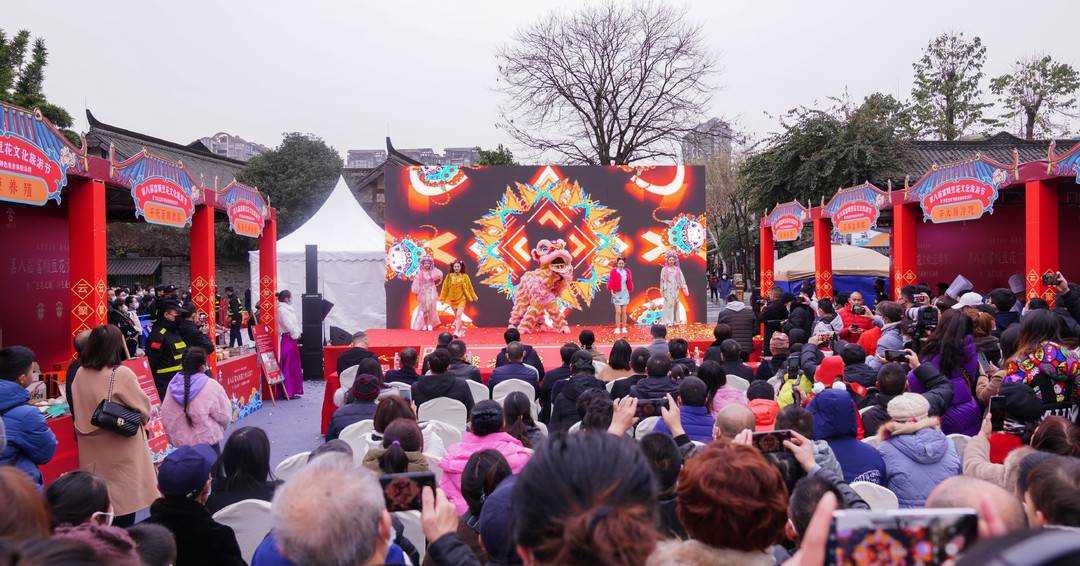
<box><xmin>90</xmin><ymin>367</ymin><xmax>143</xmax><ymax>437</ymax></box>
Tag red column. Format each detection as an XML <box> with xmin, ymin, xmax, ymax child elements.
<box><xmin>1025</xmin><ymin>179</ymin><xmax>1059</xmax><ymax>305</ymax></box>
<box><xmin>813</xmin><ymin>213</ymin><xmax>834</xmax><ymax>298</ymax></box>
<box><xmin>67</xmin><ymin>178</ymin><xmax>107</xmax><ymax>348</ymax></box>
<box><xmin>759</xmin><ymin>220</ymin><xmax>775</xmax><ymax>293</ymax></box>
<box><xmin>258</xmin><ymin>208</ymin><xmax>278</xmax><ymax>355</ymax></box>
<box><xmin>189</xmin><ymin>204</ymin><xmax>216</xmax><ymax>348</ymax></box>
<box><xmin>892</xmin><ymin>202</ymin><xmax>919</xmax><ymax>299</ymax></box>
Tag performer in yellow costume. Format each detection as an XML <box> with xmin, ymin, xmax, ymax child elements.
<box><xmin>439</xmin><ymin>260</ymin><xmax>478</xmax><ymax>336</ymax></box>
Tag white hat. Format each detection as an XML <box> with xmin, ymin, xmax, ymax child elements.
<box><xmin>887</xmin><ymin>392</ymin><xmax>931</xmax><ymax>421</ymax></box>
<box><xmin>952</xmin><ymin>292</ymin><xmax>984</xmax><ymax>310</ymax></box>
<box><xmin>1008</xmin><ymin>274</ymin><xmax>1026</xmax><ymax>294</ymax></box>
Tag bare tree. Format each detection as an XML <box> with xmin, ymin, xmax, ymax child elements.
<box><xmin>496</xmin><ymin>1</ymin><xmax>716</xmax><ymax>165</ymax></box>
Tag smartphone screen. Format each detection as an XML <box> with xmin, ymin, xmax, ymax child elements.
<box><xmin>635</xmin><ymin>397</ymin><xmax>668</xmax><ymax>419</ymax></box>
<box><xmin>883</xmin><ymin>350</ymin><xmax>908</xmax><ymax>363</ymax></box>
<box><xmin>989</xmin><ymin>395</ymin><xmax>1007</xmax><ymax>432</ymax></box>
<box><xmin>752</xmin><ymin>429</ymin><xmax>793</xmax><ymax>453</ymax></box>
<box><xmin>827</xmin><ymin>508</ymin><xmax>978</xmax><ymax>565</ymax></box>
<box><xmin>380</xmin><ymin>471</ymin><xmax>436</xmax><ymax>512</ymax></box>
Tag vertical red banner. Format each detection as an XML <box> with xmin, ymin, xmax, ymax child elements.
<box><xmin>189</xmin><ymin>204</ymin><xmax>216</xmax><ymax>359</ymax></box>
<box><xmin>258</xmin><ymin>208</ymin><xmax>278</xmax><ymax>355</ymax></box>
<box><xmin>759</xmin><ymin>221</ymin><xmax>774</xmax><ymax>293</ymax></box>
<box><xmin>67</xmin><ymin>178</ymin><xmax>107</xmax><ymax>348</ymax></box>
<box><xmin>1025</xmin><ymin>180</ymin><xmax>1060</xmax><ymax>305</ymax></box>
<box><xmin>892</xmin><ymin>201</ymin><xmax>919</xmax><ymax>299</ymax></box>
<box><xmin>813</xmin><ymin>213</ymin><xmax>834</xmax><ymax>298</ymax></box>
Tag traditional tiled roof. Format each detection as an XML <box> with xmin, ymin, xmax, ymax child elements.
<box><xmin>84</xmin><ymin>109</ymin><xmax>246</xmax><ymax>190</ymax></box>
<box><xmin>898</xmin><ymin>132</ymin><xmax>1079</xmax><ymax>182</ymax></box>
<box><xmin>340</xmin><ymin>137</ymin><xmax>421</xmax><ymax>224</ymax></box>
<box><xmin>107</xmin><ymin>256</ymin><xmax>161</xmax><ymax>276</ymax></box>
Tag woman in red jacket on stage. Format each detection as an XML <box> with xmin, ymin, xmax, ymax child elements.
<box><xmin>607</xmin><ymin>257</ymin><xmax>633</xmax><ymax>334</ymax></box>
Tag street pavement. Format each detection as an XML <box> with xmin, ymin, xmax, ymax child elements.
<box><xmin>234</xmin><ymin>380</ymin><xmax>327</xmax><ymax>468</ymax></box>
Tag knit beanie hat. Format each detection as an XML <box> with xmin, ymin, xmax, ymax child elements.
<box><xmin>887</xmin><ymin>392</ymin><xmax>930</xmax><ymax>421</ymax></box>
<box><xmin>349</xmin><ymin>374</ymin><xmax>381</xmax><ymax>402</ymax></box>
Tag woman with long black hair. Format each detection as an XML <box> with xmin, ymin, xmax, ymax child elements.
<box><xmin>907</xmin><ymin>309</ymin><xmax>979</xmax><ymax>435</ymax></box>
<box><xmin>160</xmin><ymin>347</ymin><xmax>232</xmax><ymax>449</ymax></box>
<box><xmin>206</xmin><ymin>426</ymin><xmax>281</xmax><ymax>514</ymax></box>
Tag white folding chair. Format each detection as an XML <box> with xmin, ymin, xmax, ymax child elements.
<box><xmin>466</xmin><ymin>379</ymin><xmax>490</xmax><ymax>404</ymax></box>
<box><xmin>393</xmin><ymin>510</ymin><xmax>426</xmax><ymax>562</ymax></box>
<box><xmin>274</xmin><ymin>451</ymin><xmax>311</xmax><ymax>482</ymax></box>
<box><xmin>212</xmin><ymin>499</ymin><xmax>273</xmax><ymax>564</ymax></box>
<box><xmin>725</xmin><ymin>374</ymin><xmax>750</xmax><ymax>392</ymax></box>
<box><xmin>418</xmin><ymin>398</ymin><xmax>468</xmax><ymax>430</ymax></box>
<box><xmin>334</xmin><ymin>365</ymin><xmax>361</xmax><ymax>407</ymax></box>
<box><xmin>492</xmin><ymin>378</ymin><xmax>537</xmax><ymax>402</ymax></box>
<box><xmin>422</xmin><ymin>419</ymin><xmax>464</xmax><ymax>449</ymax></box>
<box><xmin>568</xmin><ymin>421</ymin><xmax>582</xmax><ymax>434</ymax></box>
<box><xmin>850</xmin><ymin>481</ymin><xmax>899</xmax><ymax>510</ymax></box>
<box><xmin>605</xmin><ymin>379</ymin><xmax>620</xmax><ymax>393</ymax></box>
<box><xmin>634</xmin><ymin>416</ymin><xmax>660</xmax><ymax>438</ymax></box>
<box><xmin>535</xmin><ymin>421</ymin><xmax>548</xmax><ymax>436</ymax></box>
<box><xmin>859</xmin><ymin>406</ymin><xmax>874</xmax><ymax>415</ymax></box>
<box><xmin>861</xmin><ymin>436</ymin><xmax>882</xmax><ymax>448</ymax></box>
<box><xmin>420</xmin><ymin>424</ymin><xmax>448</xmax><ymax>459</ymax></box>
<box><xmin>385</xmin><ymin>381</ymin><xmax>413</xmax><ymax>395</ymax></box>
<box><xmin>339</xmin><ymin>420</ymin><xmax>377</xmax><ymax>462</ymax></box>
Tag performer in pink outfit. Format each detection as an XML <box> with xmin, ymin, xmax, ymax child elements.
<box><xmin>660</xmin><ymin>251</ymin><xmax>689</xmax><ymax>325</ymax></box>
<box><xmin>275</xmin><ymin>290</ymin><xmax>304</xmax><ymax>399</ymax></box>
<box><xmin>411</xmin><ymin>256</ymin><xmax>444</xmax><ymax>331</ymax></box>
<box><xmin>607</xmin><ymin>256</ymin><xmax>633</xmax><ymax>334</ymax></box>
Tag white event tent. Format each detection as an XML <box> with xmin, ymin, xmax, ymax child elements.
<box><xmin>249</xmin><ymin>176</ymin><xmax>386</xmax><ymax>334</ymax></box>
<box><xmin>774</xmin><ymin>244</ymin><xmax>889</xmax><ymax>281</ymax></box>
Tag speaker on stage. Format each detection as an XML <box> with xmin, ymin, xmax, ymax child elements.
<box><xmin>300</xmin><ymin>245</ymin><xmax>332</xmax><ymax>380</ymax></box>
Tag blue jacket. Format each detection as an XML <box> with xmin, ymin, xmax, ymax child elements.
<box><xmin>253</xmin><ymin>531</ymin><xmax>408</xmax><ymax>565</ymax></box>
<box><xmin>876</xmin><ymin>421</ymin><xmax>960</xmax><ymax>508</ymax></box>
<box><xmin>808</xmin><ymin>389</ymin><xmax>886</xmax><ymax>485</ymax></box>
<box><xmin>488</xmin><ymin>363</ymin><xmax>539</xmax><ymax>392</ymax></box>
<box><xmin>652</xmin><ymin>405</ymin><xmax>714</xmax><ymax>443</ymax></box>
<box><xmin>0</xmin><ymin>379</ymin><xmax>57</xmax><ymax>485</ymax></box>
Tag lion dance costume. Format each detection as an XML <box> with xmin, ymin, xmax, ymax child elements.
<box><xmin>508</xmin><ymin>239</ymin><xmax>574</xmax><ymax>334</ymax></box>
<box><xmin>411</xmin><ymin>257</ymin><xmax>444</xmax><ymax>331</ymax></box>
<box><xmin>660</xmin><ymin>251</ymin><xmax>689</xmax><ymax>325</ymax></box>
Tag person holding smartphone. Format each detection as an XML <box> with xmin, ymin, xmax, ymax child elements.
<box><xmin>961</xmin><ymin>383</ymin><xmax>1045</xmax><ymax>490</ymax></box>
<box><xmin>837</xmin><ymin>291</ymin><xmax>876</xmax><ymax>341</ymax></box>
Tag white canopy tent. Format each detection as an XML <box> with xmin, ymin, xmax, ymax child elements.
<box><xmin>249</xmin><ymin>176</ymin><xmax>386</xmax><ymax>334</ymax></box>
<box><xmin>774</xmin><ymin>244</ymin><xmax>889</xmax><ymax>281</ymax></box>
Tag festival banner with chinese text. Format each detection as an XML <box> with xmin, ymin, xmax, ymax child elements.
<box><xmin>767</xmin><ymin>201</ymin><xmax>809</xmax><ymax>242</ymax></box>
<box><xmin>825</xmin><ymin>182</ymin><xmax>887</xmax><ymax>236</ymax></box>
<box><xmin>121</xmin><ymin>357</ymin><xmax>170</xmax><ymax>462</ymax></box>
<box><xmin>217</xmin><ymin>354</ymin><xmax>263</xmax><ymax>421</ymax></box>
<box><xmin>0</xmin><ymin>102</ymin><xmax>86</xmax><ymax>206</ymax></box>
<box><xmin>111</xmin><ymin>149</ymin><xmax>198</xmax><ymax>227</ymax></box>
<box><xmin>906</xmin><ymin>157</ymin><xmax>1012</xmax><ymax>224</ymax></box>
<box><xmin>219</xmin><ymin>181</ymin><xmax>267</xmax><ymax>238</ymax></box>
<box><xmin>253</xmin><ymin>324</ymin><xmax>283</xmax><ymax>386</ymax></box>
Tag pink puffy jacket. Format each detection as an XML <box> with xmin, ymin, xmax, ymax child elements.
<box><xmin>438</xmin><ymin>431</ymin><xmax>532</xmax><ymax>514</ymax></box>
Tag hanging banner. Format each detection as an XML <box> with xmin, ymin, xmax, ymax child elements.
<box><xmin>111</xmin><ymin>149</ymin><xmax>199</xmax><ymax>227</ymax></box>
<box><xmin>0</xmin><ymin>102</ymin><xmax>86</xmax><ymax>206</ymax></box>
<box><xmin>907</xmin><ymin>156</ymin><xmax>1012</xmax><ymax>224</ymax></box>
<box><xmin>252</xmin><ymin>324</ymin><xmax>283</xmax><ymax>386</ymax></box>
<box><xmin>219</xmin><ymin>180</ymin><xmax>268</xmax><ymax>238</ymax></box>
<box><xmin>767</xmin><ymin>201</ymin><xmax>809</xmax><ymax>241</ymax></box>
<box><xmin>825</xmin><ymin>182</ymin><xmax>887</xmax><ymax>236</ymax></box>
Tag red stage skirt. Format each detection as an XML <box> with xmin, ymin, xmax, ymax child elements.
<box><xmin>278</xmin><ymin>334</ymin><xmax>304</xmax><ymax>398</ymax></box>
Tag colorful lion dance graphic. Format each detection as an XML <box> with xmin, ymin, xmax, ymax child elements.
<box><xmin>507</xmin><ymin>239</ymin><xmax>574</xmax><ymax>334</ymax></box>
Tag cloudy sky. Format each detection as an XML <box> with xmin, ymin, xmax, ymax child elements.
<box><xmin>7</xmin><ymin>0</ymin><xmax>1079</xmax><ymax>159</ymax></box>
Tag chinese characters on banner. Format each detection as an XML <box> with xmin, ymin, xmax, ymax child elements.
<box><xmin>121</xmin><ymin>357</ymin><xmax>170</xmax><ymax>462</ymax></box>
<box><xmin>219</xmin><ymin>181</ymin><xmax>267</xmax><ymax>238</ymax></box>
<box><xmin>0</xmin><ymin>102</ymin><xmax>85</xmax><ymax>206</ymax></box>
<box><xmin>111</xmin><ymin>150</ymin><xmax>197</xmax><ymax>228</ymax></box>
<box><xmin>217</xmin><ymin>354</ymin><xmax>263</xmax><ymax>421</ymax></box>
<box><xmin>253</xmin><ymin>324</ymin><xmax>283</xmax><ymax>386</ymax></box>
<box><xmin>767</xmin><ymin>201</ymin><xmax>809</xmax><ymax>242</ymax></box>
<box><xmin>907</xmin><ymin>157</ymin><xmax>1011</xmax><ymax>224</ymax></box>
<box><xmin>825</xmin><ymin>182</ymin><xmax>887</xmax><ymax>236</ymax></box>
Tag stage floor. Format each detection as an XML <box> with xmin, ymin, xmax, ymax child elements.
<box><xmin>363</xmin><ymin>323</ymin><xmax>720</xmax><ymax>372</ymax></box>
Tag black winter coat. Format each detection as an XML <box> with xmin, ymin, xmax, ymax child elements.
<box><xmin>411</xmin><ymin>373</ymin><xmax>475</xmax><ymax>413</ymax></box>
<box><xmin>495</xmin><ymin>344</ymin><xmax>546</xmax><ymax>384</ymax></box>
<box><xmin>146</xmin><ymin>497</ymin><xmax>245</xmax><ymax>566</ymax></box>
<box><xmin>326</xmin><ymin>400</ymin><xmax>379</xmax><ymax>440</ymax></box>
<box><xmin>550</xmin><ymin>375</ymin><xmax>607</xmax><ymax>433</ymax></box>
<box><xmin>631</xmin><ymin>376</ymin><xmax>678</xmax><ymax>400</ymax></box>
<box><xmin>716</xmin><ymin>303</ymin><xmax>758</xmax><ymax>354</ymax></box>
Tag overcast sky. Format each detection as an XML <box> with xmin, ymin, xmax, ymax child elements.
<box><xmin>7</xmin><ymin>0</ymin><xmax>1079</xmax><ymax>160</ymax></box>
